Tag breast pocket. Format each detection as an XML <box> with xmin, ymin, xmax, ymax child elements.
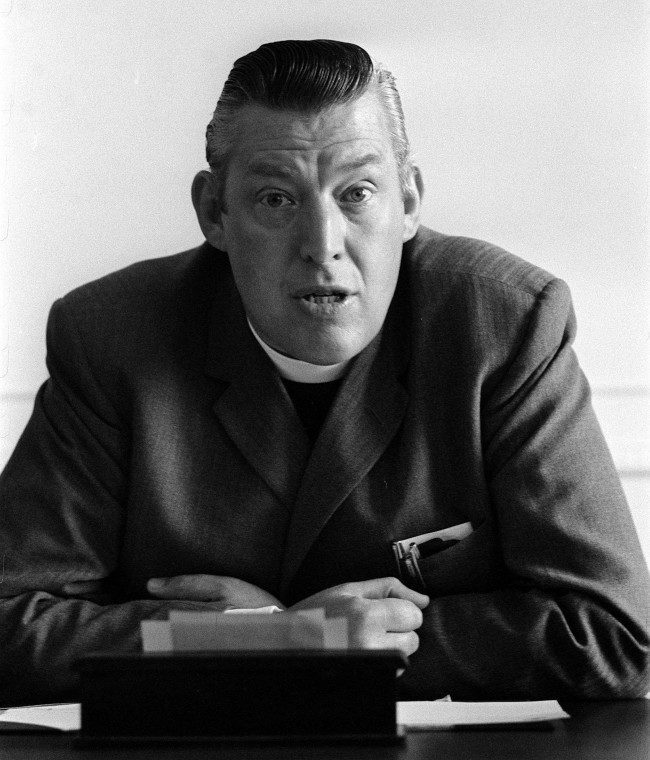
<box><xmin>393</xmin><ymin>521</ymin><xmax>507</xmax><ymax>596</ymax></box>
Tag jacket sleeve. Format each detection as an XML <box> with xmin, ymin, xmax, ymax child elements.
<box><xmin>400</xmin><ymin>278</ymin><xmax>649</xmax><ymax>700</ymax></box>
<box><xmin>0</xmin><ymin>298</ymin><xmax>213</xmax><ymax>706</ymax></box>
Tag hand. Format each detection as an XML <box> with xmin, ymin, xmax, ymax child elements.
<box><xmin>146</xmin><ymin>574</ymin><xmax>285</xmax><ymax>611</ymax></box>
<box><xmin>290</xmin><ymin>577</ymin><xmax>429</xmax><ymax>657</ymax></box>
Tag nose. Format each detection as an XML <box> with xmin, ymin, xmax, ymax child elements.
<box><xmin>297</xmin><ymin>198</ymin><xmax>344</xmax><ymax>265</ymax></box>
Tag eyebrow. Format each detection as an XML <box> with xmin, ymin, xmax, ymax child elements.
<box><xmin>246</xmin><ymin>161</ymin><xmax>299</xmax><ymax>180</ymax></box>
<box><xmin>246</xmin><ymin>152</ymin><xmax>385</xmax><ymax>180</ymax></box>
<box><xmin>334</xmin><ymin>152</ymin><xmax>385</xmax><ymax>174</ymax></box>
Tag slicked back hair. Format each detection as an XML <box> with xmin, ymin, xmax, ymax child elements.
<box><xmin>205</xmin><ymin>39</ymin><xmax>413</xmax><ymax>203</ymax></box>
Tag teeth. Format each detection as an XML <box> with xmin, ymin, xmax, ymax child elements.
<box><xmin>303</xmin><ymin>294</ymin><xmax>343</xmax><ymax>304</ymax></box>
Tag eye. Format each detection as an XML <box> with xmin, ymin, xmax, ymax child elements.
<box><xmin>259</xmin><ymin>191</ymin><xmax>294</xmax><ymax>209</ymax></box>
<box><xmin>341</xmin><ymin>185</ymin><xmax>373</xmax><ymax>204</ymax></box>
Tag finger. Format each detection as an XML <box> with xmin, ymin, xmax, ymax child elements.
<box><xmin>348</xmin><ymin>577</ymin><xmax>429</xmax><ymax>609</ymax></box>
<box><xmin>382</xmin><ymin>577</ymin><xmax>430</xmax><ymax>608</ymax></box>
<box><xmin>385</xmin><ymin>630</ymin><xmax>420</xmax><ymax>658</ymax></box>
<box><xmin>380</xmin><ymin>598</ymin><xmax>424</xmax><ymax>632</ymax></box>
<box><xmin>338</xmin><ymin>598</ymin><xmax>422</xmax><ymax>652</ymax></box>
<box><xmin>347</xmin><ymin>618</ymin><xmax>420</xmax><ymax>658</ymax></box>
<box><xmin>147</xmin><ymin>574</ymin><xmax>223</xmax><ymax>601</ymax></box>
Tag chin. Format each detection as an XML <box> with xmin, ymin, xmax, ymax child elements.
<box><xmin>293</xmin><ymin>339</ymin><xmax>365</xmax><ymax>366</ymax></box>
<box><xmin>269</xmin><ymin>322</ymin><xmax>377</xmax><ymax>366</ymax></box>
<box><xmin>305</xmin><ymin>353</ymin><xmax>350</xmax><ymax>366</ymax></box>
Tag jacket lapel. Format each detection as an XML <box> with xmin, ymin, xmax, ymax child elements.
<box><xmin>203</xmin><ymin>251</ymin><xmax>410</xmax><ymax>587</ymax></box>
<box><xmin>204</xmin><ymin>262</ymin><xmax>311</xmax><ymax>510</ymax></box>
<box><xmin>279</xmin><ymin>297</ymin><xmax>410</xmax><ymax>593</ymax></box>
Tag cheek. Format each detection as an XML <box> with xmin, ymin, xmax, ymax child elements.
<box><xmin>231</xmin><ymin>255</ymin><xmax>277</xmax><ymax>303</ymax></box>
<box><xmin>352</xmin><ymin>200</ymin><xmax>405</xmax><ymax>256</ymax></box>
<box><xmin>352</xmin><ymin>224</ymin><xmax>402</xmax><ymax>284</ymax></box>
<box><xmin>229</xmin><ymin>253</ymin><xmax>294</xmax><ymax>324</ymax></box>
<box><xmin>224</xmin><ymin>222</ymin><xmax>278</xmax><ymax>293</ymax></box>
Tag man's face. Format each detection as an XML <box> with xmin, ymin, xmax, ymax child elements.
<box><xmin>217</xmin><ymin>89</ymin><xmax>419</xmax><ymax>364</ymax></box>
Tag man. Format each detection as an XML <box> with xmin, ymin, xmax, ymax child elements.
<box><xmin>0</xmin><ymin>39</ymin><xmax>647</xmax><ymax>705</ymax></box>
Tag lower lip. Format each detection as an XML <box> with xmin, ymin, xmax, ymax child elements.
<box><xmin>294</xmin><ymin>294</ymin><xmax>355</xmax><ymax>318</ymax></box>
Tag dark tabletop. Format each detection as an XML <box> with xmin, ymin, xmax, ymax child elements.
<box><xmin>0</xmin><ymin>700</ymin><xmax>647</xmax><ymax>760</ymax></box>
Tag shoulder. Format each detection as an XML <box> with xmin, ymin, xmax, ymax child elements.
<box><xmin>58</xmin><ymin>242</ymin><xmax>224</xmax><ymax>315</ymax></box>
<box><xmin>399</xmin><ymin>227</ymin><xmax>577</xmax><ymax>380</ymax></box>
<box><xmin>47</xmin><ymin>243</ymin><xmax>230</xmax><ymax>376</ymax></box>
<box><xmin>402</xmin><ymin>226</ymin><xmax>573</xmax><ymax>331</ymax></box>
<box><xmin>404</xmin><ymin>226</ymin><xmax>567</xmax><ymax>301</ymax></box>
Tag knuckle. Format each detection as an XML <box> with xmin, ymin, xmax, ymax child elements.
<box><xmin>383</xmin><ymin>576</ymin><xmax>402</xmax><ymax>594</ymax></box>
<box><xmin>394</xmin><ymin>598</ymin><xmax>423</xmax><ymax>626</ymax></box>
<box><xmin>349</xmin><ymin>624</ymin><xmax>380</xmax><ymax>649</ymax></box>
<box><xmin>357</xmin><ymin>632</ymin><xmax>378</xmax><ymax>649</ymax></box>
<box><xmin>337</xmin><ymin>582</ymin><xmax>360</xmax><ymax>597</ymax></box>
<box><xmin>343</xmin><ymin>599</ymin><xmax>380</xmax><ymax>647</ymax></box>
<box><xmin>345</xmin><ymin>596</ymin><xmax>371</xmax><ymax>618</ymax></box>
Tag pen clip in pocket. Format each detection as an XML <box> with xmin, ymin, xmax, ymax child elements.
<box><xmin>392</xmin><ymin>522</ymin><xmax>473</xmax><ymax>589</ymax></box>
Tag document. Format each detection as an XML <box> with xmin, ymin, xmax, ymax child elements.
<box><xmin>397</xmin><ymin>700</ymin><xmax>570</xmax><ymax>728</ymax></box>
<box><xmin>0</xmin><ymin>703</ymin><xmax>81</xmax><ymax>732</ymax></box>
<box><xmin>141</xmin><ymin>608</ymin><xmax>348</xmax><ymax>652</ymax></box>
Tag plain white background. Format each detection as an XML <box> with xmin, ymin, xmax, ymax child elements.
<box><xmin>0</xmin><ymin>0</ymin><xmax>648</xmax><ymax>560</ymax></box>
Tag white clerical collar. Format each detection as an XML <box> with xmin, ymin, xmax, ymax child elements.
<box><xmin>247</xmin><ymin>319</ymin><xmax>350</xmax><ymax>383</ymax></box>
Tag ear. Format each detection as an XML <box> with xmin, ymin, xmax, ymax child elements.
<box><xmin>191</xmin><ymin>170</ymin><xmax>228</xmax><ymax>250</ymax></box>
<box><xmin>402</xmin><ymin>165</ymin><xmax>424</xmax><ymax>242</ymax></box>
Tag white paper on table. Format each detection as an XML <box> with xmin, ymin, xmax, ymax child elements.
<box><xmin>0</xmin><ymin>699</ymin><xmax>568</xmax><ymax>733</ymax></box>
<box><xmin>397</xmin><ymin>700</ymin><xmax>570</xmax><ymax>728</ymax></box>
<box><xmin>141</xmin><ymin>619</ymin><xmax>173</xmax><ymax>652</ymax></box>
<box><xmin>156</xmin><ymin>608</ymin><xmax>348</xmax><ymax>651</ymax></box>
<box><xmin>170</xmin><ymin>610</ymin><xmax>320</xmax><ymax>650</ymax></box>
<box><xmin>0</xmin><ymin>703</ymin><xmax>81</xmax><ymax>732</ymax></box>
<box><xmin>323</xmin><ymin>616</ymin><xmax>348</xmax><ymax>649</ymax></box>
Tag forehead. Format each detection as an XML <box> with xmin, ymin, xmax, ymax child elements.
<box><xmin>226</xmin><ymin>89</ymin><xmax>396</xmax><ymax>172</ymax></box>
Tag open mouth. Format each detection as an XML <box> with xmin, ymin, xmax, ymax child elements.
<box><xmin>301</xmin><ymin>292</ymin><xmax>347</xmax><ymax>304</ymax></box>
<box><xmin>292</xmin><ymin>286</ymin><xmax>354</xmax><ymax>312</ymax></box>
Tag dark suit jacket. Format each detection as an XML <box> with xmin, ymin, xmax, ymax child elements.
<box><xmin>0</xmin><ymin>227</ymin><xmax>648</xmax><ymax>704</ymax></box>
